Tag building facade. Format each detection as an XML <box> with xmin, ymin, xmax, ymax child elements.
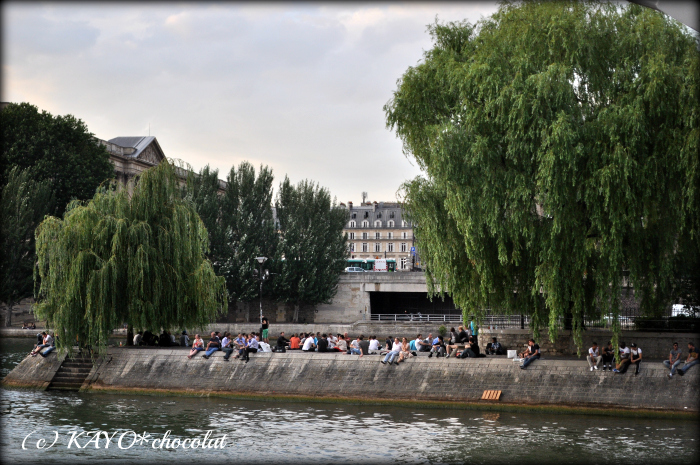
<box><xmin>340</xmin><ymin>201</ymin><xmax>419</xmax><ymax>271</ymax></box>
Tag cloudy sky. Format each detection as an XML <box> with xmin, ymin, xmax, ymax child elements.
<box><xmin>2</xmin><ymin>2</ymin><xmax>500</xmax><ymax>203</ymax></box>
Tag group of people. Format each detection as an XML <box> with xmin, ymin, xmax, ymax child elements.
<box><xmin>187</xmin><ymin>331</ymin><xmax>271</xmax><ymax>362</ymax></box>
<box><xmin>21</xmin><ymin>322</ymin><xmax>37</xmax><ymax>329</ymax></box>
<box><xmin>584</xmin><ymin>340</ymin><xmax>698</xmax><ymax>377</ymax></box>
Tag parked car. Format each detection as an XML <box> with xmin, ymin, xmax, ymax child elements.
<box><xmin>344</xmin><ymin>267</ymin><xmax>366</xmax><ymax>272</ymax></box>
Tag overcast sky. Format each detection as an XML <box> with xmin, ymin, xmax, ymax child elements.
<box><xmin>2</xmin><ymin>2</ymin><xmax>500</xmax><ymax>204</ymax></box>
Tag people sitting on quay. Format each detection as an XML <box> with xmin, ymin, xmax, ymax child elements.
<box><xmin>612</xmin><ymin>342</ymin><xmax>631</xmax><ymax>373</ymax></box>
<box><xmin>385</xmin><ymin>336</ymin><xmax>393</xmax><ymax>351</ymax></box>
<box><xmin>519</xmin><ymin>339</ymin><xmax>540</xmax><ymax>369</ymax></box>
<box><xmin>416</xmin><ymin>334</ymin><xmax>432</xmax><ymax>353</ymax></box>
<box><xmin>587</xmin><ymin>341</ymin><xmax>601</xmax><ymax>371</ymax></box>
<box><xmin>601</xmin><ymin>341</ymin><xmax>615</xmax><ymax>371</ymax></box>
<box><xmin>317</xmin><ymin>334</ymin><xmax>329</xmax><ymax>352</ymax></box>
<box><xmin>664</xmin><ymin>342</ymin><xmax>682</xmax><ymax>378</ymax></box>
<box><xmin>222</xmin><ymin>333</ymin><xmax>239</xmax><ymax>360</ymax></box>
<box><xmin>335</xmin><ymin>335</ymin><xmax>348</xmax><ymax>353</ymax></box>
<box><xmin>240</xmin><ymin>333</ymin><xmax>259</xmax><ymax>363</ymax></box>
<box><xmin>201</xmin><ymin>332</ymin><xmax>221</xmax><ymax>359</ymax></box>
<box><xmin>457</xmin><ymin>326</ymin><xmax>469</xmax><ymax>343</ymax></box>
<box><xmin>349</xmin><ymin>336</ymin><xmax>363</xmax><ymax>356</ymax></box>
<box><xmin>676</xmin><ymin>342</ymin><xmax>698</xmax><ymax>377</ymax></box>
<box><xmin>133</xmin><ymin>331</ymin><xmax>143</xmax><ymax>346</ymax></box>
<box><xmin>455</xmin><ymin>336</ymin><xmax>481</xmax><ymax>358</ymax></box>
<box><xmin>485</xmin><ymin>337</ymin><xmax>503</xmax><ymax>355</ymax></box>
<box><xmin>359</xmin><ymin>336</ymin><xmax>370</xmax><ymax>355</ymax></box>
<box><xmin>381</xmin><ymin>337</ymin><xmax>402</xmax><ymax>365</ymax></box>
<box><xmin>445</xmin><ymin>328</ymin><xmax>460</xmax><ymax>357</ymax></box>
<box><xmin>187</xmin><ymin>334</ymin><xmax>204</xmax><ymax>359</ymax></box>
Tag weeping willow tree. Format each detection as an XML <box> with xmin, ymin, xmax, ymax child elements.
<box><xmin>385</xmin><ymin>1</ymin><xmax>699</xmax><ymax>353</ymax></box>
<box><xmin>34</xmin><ymin>160</ymin><xmax>227</xmax><ymax>355</ymax></box>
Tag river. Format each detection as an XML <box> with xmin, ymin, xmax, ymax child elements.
<box><xmin>1</xmin><ymin>337</ymin><xmax>697</xmax><ymax>464</ymax></box>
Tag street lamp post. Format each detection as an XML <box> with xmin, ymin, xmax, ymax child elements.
<box><xmin>254</xmin><ymin>256</ymin><xmax>268</xmax><ymax>326</ymax></box>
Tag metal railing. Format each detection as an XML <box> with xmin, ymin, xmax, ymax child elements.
<box><xmin>371</xmin><ymin>314</ymin><xmax>463</xmax><ymax>323</ymax></box>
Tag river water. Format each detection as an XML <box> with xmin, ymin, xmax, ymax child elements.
<box><xmin>1</xmin><ymin>338</ymin><xmax>697</xmax><ymax>464</ymax></box>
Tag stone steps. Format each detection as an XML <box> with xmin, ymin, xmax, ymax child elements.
<box><xmin>47</xmin><ymin>357</ymin><xmax>94</xmax><ymax>391</ymax></box>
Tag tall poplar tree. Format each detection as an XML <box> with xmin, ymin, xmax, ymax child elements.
<box><xmin>385</xmin><ymin>1</ymin><xmax>699</xmax><ymax>351</ymax></box>
<box><xmin>272</xmin><ymin>177</ymin><xmax>348</xmax><ymax>321</ymax></box>
<box><xmin>34</xmin><ymin>161</ymin><xmax>227</xmax><ymax>354</ymax></box>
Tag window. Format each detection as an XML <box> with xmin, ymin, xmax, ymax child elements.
<box><xmin>388</xmin><ymin>220</ymin><xmax>394</xmax><ymax>228</ymax></box>
<box><xmin>388</xmin><ymin>243</ymin><xmax>394</xmax><ymax>252</ymax></box>
<box><xmin>352</xmin><ymin>213</ymin><xmax>356</xmax><ymax>219</ymax></box>
<box><xmin>349</xmin><ymin>221</ymin><xmax>355</xmax><ymax>228</ymax></box>
<box><xmin>375</xmin><ymin>232</ymin><xmax>381</xmax><ymax>239</ymax></box>
<box><xmin>388</xmin><ymin>232</ymin><xmax>393</xmax><ymax>239</ymax></box>
<box><xmin>402</xmin><ymin>220</ymin><xmax>408</xmax><ymax>227</ymax></box>
<box><xmin>362</xmin><ymin>232</ymin><xmax>368</xmax><ymax>240</ymax></box>
<box><xmin>362</xmin><ymin>243</ymin><xmax>368</xmax><ymax>252</ymax></box>
<box><xmin>349</xmin><ymin>232</ymin><xmax>355</xmax><ymax>240</ymax></box>
<box><xmin>374</xmin><ymin>220</ymin><xmax>382</xmax><ymax>227</ymax></box>
<box><xmin>364</xmin><ymin>211</ymin><xmax>369</xmax><ymax>218</ymax></box>
<box><xmin>374</xmin><ymin>243</ymin><xmax>381</xmax><ymax>252</ymax></box>
<box><xmin>349</xmin><ymin>243</ymin><xmax>355</xmax><ymax>252</ymax></box>
<box><xmin>362</xmin><ymin>221</ymin><xmax>369</xmax><ymax>228</ymax></box>
<box><xmin>377</xmin><ymin>213</ymin><xmax>382</xmax><ymax>219</ymax></box>
<box><xmin>402</xmin><ymin>232</ymin><xmax>407</xmax><ymax>239</ymax></box>
<box><xmin>400</xmin><ymin>257</ymin><xmax>407</xmax><ymax>269</ymax></box>
<box><xmin>401</xmin><ymin>242</ymin><xmax>407</xmax><ymax>252</ymax></box>
<box><xmin>390</xmin><ymin>211</ymin><xmax>395</xmax><ymax>219</ymax></box>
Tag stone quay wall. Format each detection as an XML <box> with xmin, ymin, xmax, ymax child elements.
<box><xmin>5</xmin><ymin>348</ymin><xmax>698</xmax><ymax>412</ymax></box>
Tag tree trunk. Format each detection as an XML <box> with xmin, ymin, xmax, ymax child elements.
<box><xmin>127</xmin><ymin>324</ymin><xmax>134</xmax><ymax>346</ymax></box>
<box><xmin>4</xmin><ymin>303</ymin><xmax>13</xmax><ymax>328</ymax></box>
<box><xmin>245</xmin><ymin>302</ymin><xmax>250</xmax><ymax>323</ymax></box>
<box><xmin>293</xmin><ymin>304</ymin><xmax>299</xmax><ymax>323</ymax></box>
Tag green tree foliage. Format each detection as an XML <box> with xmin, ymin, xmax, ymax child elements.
<box><xmin>34</xmin><ymin>161</ymin><xmax>227</xmax><ymax>354</ymax></box>
<box><xmin>385</xmin><ymin>1</ymin><xmax>700</xmax><ymax>351</ymax></box>
<box><xmin>1</xmin><ymin>102</ymin><xmax>115</xmax><ymax>217</ymax></box>
<box><xmin>185</xmin><ymin>162</ymin><xmax>277</xmax><ymax>306</ymax></box>
<box><xmin>272</xmin><ymin>177</ymin><xmax>348</xmax><ymax>320</ymax></box>
<box><xmin>0</xmin><ymin>167</ymin><xmax>53</xmax><ymax>326</ymax></box>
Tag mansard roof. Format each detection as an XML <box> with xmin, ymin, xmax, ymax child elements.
<box><xmin>107</xmin><ymin>136</ymin><xmax>165</xmax><ymax>164</ymax></box>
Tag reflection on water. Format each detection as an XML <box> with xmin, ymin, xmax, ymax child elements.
<box><xmin>1</xmin><ymin>338</ymin><xmax>698</xmax><ymax>464</ymax></box>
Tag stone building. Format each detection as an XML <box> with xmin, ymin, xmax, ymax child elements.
<box><xmin>99</xmin><ymin>136</ymin><xmax>166</xmax><ymax>185</ymax></box>
<box><xmin>340</xmin><ymin>201</ymin><xmax>419</xmax><ymax>271</ymax></box>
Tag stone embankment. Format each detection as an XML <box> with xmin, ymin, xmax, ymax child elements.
<box><xmin>4</xmin><ymin>348</ymin><xmax>698</xmax><ymax>413</ymax></box>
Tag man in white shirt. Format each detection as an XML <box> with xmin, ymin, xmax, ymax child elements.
<box><xmin>587</xmin><ymin>342</ymin><xmax>601</xmax><ymax>371</ymax></box>
<box><xmin>368</xmin><ymin>336</ymin><xmax>381</xmax><ymax>354</ymax></box>
<box><xmin>613</xmin><ymin>342</ymin><xmax>632</xmax><ymax>373</ymax></box>
<box><xmin>349</xmin><ymin>336</ymin><xmax>363</xmax><ymax>357</ymax></box>
<box><xmin>381</xmin><ymin>338</ymin><xmax>402</xmax><ymax>365</ymax></box>
<box><xmin>302</xmin><ymin>335</ymin><xmax>316</xmax><ymax>352</ymax></box>
<box><xmin>133</xmin><ymin>331</ymin><xmax>143</xmax><ymax>346</ymax></box>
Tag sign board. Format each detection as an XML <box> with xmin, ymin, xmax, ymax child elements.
<box><xmin>373</xmin><ymin>259</ymin><xmax>388</xmax><ymax>272</ymax></box>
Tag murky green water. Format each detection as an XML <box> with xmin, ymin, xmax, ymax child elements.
<box><xmin>1</xmin><ymin>338</ymin><xmax>698</xmax><ymax>464</ymax></box>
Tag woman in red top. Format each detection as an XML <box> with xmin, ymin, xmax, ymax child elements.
<box><xmin>289</xmin><ymin>334</ymin><xmax>301</xmax><ymax>350</ymax></box>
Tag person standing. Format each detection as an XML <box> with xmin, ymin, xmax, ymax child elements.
<box><xmin>664</xmin><ymin>342</ymin><xmax>682</xmax><ymax>378</ymax></box>
<box><xmin>261</xmin><ymin>316</ymin><xmax>269</xmax><ymax>343</ymax></box>
<box><xmin>587</xmin><ymin>342</ymin><xmax>602</xmax><ymax>371</ymax></box>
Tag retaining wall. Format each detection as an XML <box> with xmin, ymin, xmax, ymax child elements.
<box><xmin>5</xmin><ymin>348</ymin><xmax>698</xmax><ymax>412</ymax></box>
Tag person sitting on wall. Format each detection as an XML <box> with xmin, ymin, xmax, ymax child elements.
<box><xmin>381</xmin><ymin>338</ymin><xmax>402</xmax><ymax>365</ymax></box>
<box><xmin>601</xmin><ymin>341</ymin><xmax>615</xmax><ymax>371</ymax></box>
<box><xmin>359</xmin><ymin>335</ymin><xmax>370</xmax><ymax>356</ymax></box>
<box><xmin>158</xmin><ymin>330</ymin><xmax>171</xmax><ymax>347</ymax></box>
<box><xmin>485</xmin><ymin>337</ymin><xmax>503</xmax><ymax>355</ymax></box>
<box><xmin>457</xmin><ymin>326</ymin><xmax>469</xmax><ymax>343</ymax></box>
<box><xmin>336</xmin><ymin>335</ymin><xmax>348</xmax><ymax>353</ymax></box>
<box><xmin>520</xmin><ymin>339</ymin><xmax>540</xmax><ymax>369</ymax></box>
<box><xmin>428</xmin><ymin>335</ymin><xmax>446</xmax><ymax>358</ymax></box>
<box><xmin>289</xmin><ymin>333</ymin><xmax>301</xmax><ymax>350</ymax></box>
<box><xmin>349</xmin><ymin>336</ymin><xmax>363</xmax><ymax>357</ymax></box>
<box><xmin>179</xmin><ymin>331</ymin><xmax>189</xmax><ymax>347</ymax></box>
<box><xmin>29</xmin><ymin>322</ymin><xmax>36</xmax><ymax>329</ymax></box>
<box><xmin>30</xmin><ymin>332</ymin><xmax>49</xmax><ymax>356</ymax></box>
<box><xmin>302</xmin><ymin>333</ymin><xmax>316</xmax><ymax>352</ymax></box>
<box><xmin>133</xmin><ymin>331</ymin><xmax>143</xmax><ymax>346</ymax></box>
<box><xmin>242</xmin><ymin>333</ymin><xmax>259</xmax><ymax>363</ymax></box>
<box><xmin>21</xmin><ymin>322</ymin><xmax>28</xmax><ymax>329</ymax></box>
<box><xmin>676</xmin><ymin>342</ymin><xmax>698</xmax><ymax>377</ymax></box>
<box><xmin>202</xmin><ymin>332</ymin><xmax>221</xmax><ymax>359</ymax></box>
<box><xmin>628</xmin><ymin>343</ymin><xmax>643</xmax><ymax>375</ymax></box>
<box><xmin>222</xmin><ymin>333</ymin><xmax>238</xmax><ymax>361</ymax></box>
<box><xmin>368</xmin><ymin>336</ymin><xmax>381</xmax><ymax>354</ymax></box>
<box><xmin>398</xmin><ymin>337</ymin><xmax>412</xmax><ymax>363</ymax></box>
<box><xmin>445</xmin><ymin>328</ymin><xmax>460</xmax><ymax>358</ymax></box>
<box><xmin>38</xmin><ymin>333</ymin><xmax>56</xmax><ymax>357</ymax></box>
<box><xmin>612</xmin><ymin>342</ymin><xmax>632</xmax><ymax>373</ymax></box>
<box><xmin>587</xmin><ymin>342</ymin><xmax>602</xmax><ymax>371</ymax></box>
<box><xmin>275</xmin><ymin>332</ymin><xmax>289</xmax><ymax>353</ymax></box>
<box><xmin>317</xmin><ymin>333</ymin><xmax>329</xmax><ymax>352</ymax></box>
<box><xmin>456</xmin><ymin>336</ymin><xmax>481</xmax><ymax>359</ymax></box>
<box><xmin>416</xmin><ymin>333</ymin><xmax>432</xmax><ymax>352</ymax></box>
<box><xmin>187</xmin><ymin>334</ymin><xmax>204</xmax><ymax>359</ymax></box>
<box><xmin>664</xmin><ymin>342</ymin><xmax>683</xmax><ymax>378</ymax></box>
